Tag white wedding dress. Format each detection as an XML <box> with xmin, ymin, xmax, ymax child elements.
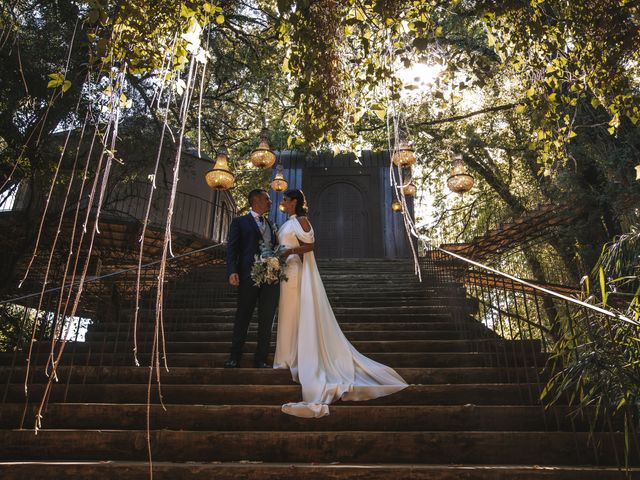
<box><xmin>273</xmin><ymin>215</ymin><xmax>408</xmax><ymax>418</ymax></box>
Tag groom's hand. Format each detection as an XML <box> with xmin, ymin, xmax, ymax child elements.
<box><xmin>229</xmin><ymin>273</ymin><xmax>239</xmax><ymax>286</ymax></box>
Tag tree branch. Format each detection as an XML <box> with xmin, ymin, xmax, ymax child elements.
<box><xmin>412</xmin><ymin>102</ymin><xmax>520</xmax><ymax>128</ymax></box>
<box><xmin>356</xmin><ymin>102</ymin><xmax>520</xmax><ymax>133</ymax></box>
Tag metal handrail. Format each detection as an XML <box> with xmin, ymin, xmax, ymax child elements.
<box><xmin>0</xmin><ymin>242</ymin><xmax>226</xmax><ymax>306</ymax></box>
<box><xmin>435</xmin><ymin>246</ymin><xmax>638</xmax><ymax>326</ymax></box>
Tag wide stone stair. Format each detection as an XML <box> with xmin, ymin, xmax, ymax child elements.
<box><xmin>0</xmin><ymin>259</ymin><xmax>636</xmax><ymax>478</ymax></box>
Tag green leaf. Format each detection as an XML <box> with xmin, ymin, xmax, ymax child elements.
<box><xmin>373</xmin><ymin>109</ymin><xmax>385</xmax><ymax>121</ymax></box>
<box><xmin>515</xmin><ymin>104</ymin><xmax>526</xmax><ymax>114</ymax></box>
<box><xmin>62</xmin><ymin>80</ymin><xmax>72</xmax><ymax>93</ymax></box>
<box><xmin>215</xmin><ymin>14</ymin><xmax>225</xmax><ymax>24</ymax></box>
<box><xmin>486</xmin><ymin>31</ymin><xmax>496</xmax><ymax>47</ymax></box>
<box><xmin>599</xmin><ymin>266</ymin><xmax>608</xmax><ymax>305</ymax></box>
<box><xmin>47</xmin><ymin>73</ymin><xmax>65</xmax><ymax>89</ymax></box>
<box><xmin>180</xmin><ymin>5</ymin><xmax>195</xmax><ymax>17</ymax></box>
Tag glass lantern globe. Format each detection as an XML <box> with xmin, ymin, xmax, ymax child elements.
<box><xmin>391</xmin><ymin>199</ymin><xmax>403</xmax><ymax>212</ymax></box>
<box><xmin>447</xmin><ymin>155</ymin><xmax>474</xmax><ymax>194</ymax></box>
<box><xmin>402</xmin><ymin>182</ymin><xmax>417</xmax><ymax>197</ymax></box>
<box><xmin>271</xmin><ymin>164</ymin><xmax>288</xmax><ymax>192</ymax></box>
<box><xmin>250</xmin><ymin>127</ymin><xmax>276</xmax><ymax>169</ymax></box>
<box><xmin>392</xmin><ymin>139</ymin><xmax>416</xmax><ymax>167</ymax></box>
<box><xmin>205</xmin><ymin>147</ymin><xmax>235</xmax><ymax>190</ymax></box>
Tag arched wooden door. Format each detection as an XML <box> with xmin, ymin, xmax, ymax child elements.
<box><xmin>311</xmin><ymin>182</ymin><xmax>370</xmax><ymax>258</ymax></box>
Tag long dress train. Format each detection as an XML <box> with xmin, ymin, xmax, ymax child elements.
<box><xmin>273</xmin><ymin>215</ymin><xmax>408</xmax><ymax>418</ymax></box>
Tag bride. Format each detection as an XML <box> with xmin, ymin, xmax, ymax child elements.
<box><xmin>273</xmin><ymin>189</ymin><xmax>408</xmax><ymax>418</ymax></box>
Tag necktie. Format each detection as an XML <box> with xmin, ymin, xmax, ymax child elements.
<box><xmin>257</xmin><ymin>216</ymin><xmax>266</xmax><ymax>234</ymax></box>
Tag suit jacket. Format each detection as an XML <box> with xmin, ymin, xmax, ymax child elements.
<box><xmin>226</xmin><ymin>213</ymin><xmax>278</xmax><ymax>283</ymax></box>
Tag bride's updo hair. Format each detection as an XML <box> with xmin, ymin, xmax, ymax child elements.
<box><xmin>284</xmin><ymin>189</ymin><xmax>308</xmax><ymax>216</ymax></box>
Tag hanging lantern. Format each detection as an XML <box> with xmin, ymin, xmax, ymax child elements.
<box><xmin>205</xmin><ymin>146</ymin><xmax>235</xmax><ymax>190</ymax></box>
<box><xmin>391</xmin><ymin>199</ymin><xmax>403</xmax><ymax>212</ymax></box>
<box><xmin>447</xmin><ymin>154</ymin><xmax>474</xmax><ymax>194</ymax></box>
<box><xmin>402</xmin><ymin>182</ymin><xmax>417</xmax><ymax>197</ymax></box>
<box><xmin>250</xmin><ymin>127</ymin><xmax>276</xmax><ymax>169</ymax></box>
<box><xmin>271</xmin><ymin>163</ymin><xmax>288</xmax><ymax>192</ymax></box>
<box><xmin>392</xmin><ymin>138</ymin><xmax>416</xmax><ymax>167</ymax></box>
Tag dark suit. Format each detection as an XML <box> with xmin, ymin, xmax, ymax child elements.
<box><xmin>226</xmin><ymin>213</ymin><xmax>280</xmax><ymax>364</ymax></box>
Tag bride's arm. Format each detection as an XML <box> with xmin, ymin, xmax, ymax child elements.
<box><xmin>288</xmin><ymin>240</ymin><xmax>313</xmax><ymax>257</ymax></box>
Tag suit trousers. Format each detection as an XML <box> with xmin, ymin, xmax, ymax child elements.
<box><xmin>230</xmin><ymin>282</ymin><xmax>280</xmax><ymax>363</ymax></box>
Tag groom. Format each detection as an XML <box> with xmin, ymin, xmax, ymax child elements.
<box><xmin>224</xmin><ymin>189</ymin><xmax>280</xmax><ymax>368</ymax></box>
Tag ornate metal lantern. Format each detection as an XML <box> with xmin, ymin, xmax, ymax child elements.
<box><xmin>250</xmin><ymin>127</ymin><xmax>276</xmax><ymax>169</ymax></box>
<box><xmin>447</xmin><ymin>154</ymin><xmax>474</xmax><ymax>194</ymax></box>
<box><xmin>271</xmin><ymin>163</ymin><xmax>288</xmax><ymax>192</ymax></box>
<box><xmin>391</xmin><ymin>138</ymin><xmax>416</xmax><ymax>167</ymax></box>
<box><xmin>205</xmin><ymin>146</ymin><xmax>235</xmax><ymax>190</ymax></box>
<box><xmin>391</xmin><ymin>199</ymin><xmax>403</xmax><ymax>212</ymax></box>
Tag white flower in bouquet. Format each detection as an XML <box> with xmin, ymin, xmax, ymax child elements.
<box><xmin>267</xmin><ymin>257</ymin><xmax>280</xmax><ymax>269</ymax></box>
<box><xmin>251</xmin><ymin>242</ymin><xmax>288</xmax><ymax>286</ymax></box>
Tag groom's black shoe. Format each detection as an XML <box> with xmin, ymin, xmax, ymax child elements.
<box><xmin>224</xmin><ymin>357</ymin><xmax>240</xmax><ymax>368</ymax></box>
<box><xmin>253</xmin><ymin>360</ymin><xmax>270</xmax><ymax>368</ymax></box>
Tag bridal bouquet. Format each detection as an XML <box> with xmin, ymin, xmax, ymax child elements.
<box><xmin>251</xmin><ymin>243</ymin><xmax>288</xmax><ymax>286</ymax></box>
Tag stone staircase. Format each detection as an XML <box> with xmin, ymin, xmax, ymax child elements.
<box><xmin>0</xmin><ymin>259</ymin><xmax>635</xmax><ymax>478</ymax></box>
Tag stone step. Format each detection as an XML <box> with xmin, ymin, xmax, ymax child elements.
<box><xmin>1</xmin><ymin>404</ymin><xmax>589</xmax><ymax>431</ymax></box>
<box><xmin>158</xmin><ymin>287</ymin><xmax>459</xmax><ymax>297</ymax></box>
<box><xmin>29</xmin><ymin>339</ymin><xmax>542</xmax><ymax>354</ymax></box>
<box><xmin>0</xmin><ymin>430</ymin><xmax>627</xmax><ymax>465</ymax></box>
<box><xmin>145</xmin><ymin>286</ymin><xmax>446</xmax><ymax>297</ymax></box>
<box><xmin>119</xmin><ymin>308</ymin><xmax>460</xmax><ymax>325</ymax></box>
<box><xmin>2</xmin><ymin>383</ymin><xmax>548</xmax><ymax>405</ymax></box>
<box><xmin>84</xmin><ymin>329</ymin><xmax>468</xmax><ymax>342</ymax></box>
<box><xmin>1</xmin><ymin>462</ymin><xmax>634</xmax><ymax>480</ymax></box>
<box><xmin>0</xmin><ymin>351</ymin><xmax>549</xmax><ymax>368</ymax></box>
<box><xmin>121</xmin><ymin>306</ymin><xmax>461</xmax><ymax>315</ymax></box>
<box><xmin>0</xmin><ymin>366</ymin><xmax>544</xmax><ymax>386</ymax></box>
<box><xmin>153</xmin><ymin>299</ymin><xmax>467</xmax><ymax>308</ymax></box>
<box><xmin>88</xmin><ymin>321</ymin><xmax>469</xmax><ymax>332</ymax></box>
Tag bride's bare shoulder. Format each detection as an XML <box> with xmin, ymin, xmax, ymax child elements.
<box><xmin>296</xmin><ymin>216</ymin><xmax>312</xmax><ymax>232</ymax></box>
